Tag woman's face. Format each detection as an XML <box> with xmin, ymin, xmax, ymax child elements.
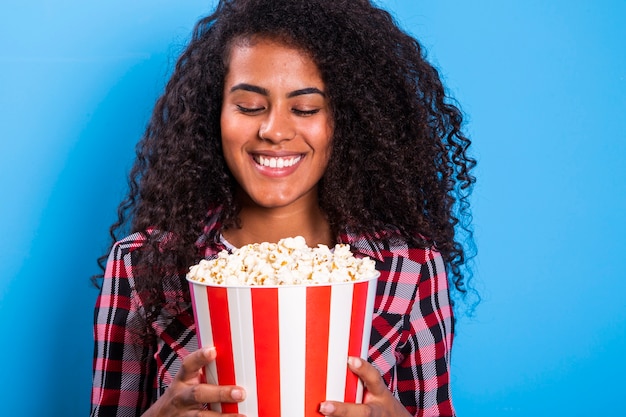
<box><xmin>220</xmin><ymin>38</ymin><xmax>333</xmax><ymax>212</ymax></box>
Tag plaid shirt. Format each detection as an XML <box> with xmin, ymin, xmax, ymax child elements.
<box><xmin>91</xmin><ymin>208</ymin><xmax>455</xmax><ymax>417</ymax></box>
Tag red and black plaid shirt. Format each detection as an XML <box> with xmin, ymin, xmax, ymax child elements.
<box><xmin>91</xmin><ymin>208</ymin><xmax>456</xmax><ymax>416</ymax></box>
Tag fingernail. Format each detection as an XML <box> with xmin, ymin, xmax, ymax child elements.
<box><xmin>231</xmin><ymin>388</ymin><xmax>245</xmax><ymax>401</ymax></box>
<box><xmin>347</xmin><ymin>356</ymin><xmax>362</xmax><ymax>368</ymax></box>
<box><xmin>319</xmin><ymin>402</ymin><xmax>335</xmax><ymax>415</ymax></box>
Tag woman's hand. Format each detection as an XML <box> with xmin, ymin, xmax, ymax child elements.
<box><xmin>318</xmin><ymin>357</ymin><xmax>411</xmax><ymax>417</ymax></box>
<box><xmin>143</xmin><ymin>347</ymin><xmax>246</xmax><ymax>417</ymax></box>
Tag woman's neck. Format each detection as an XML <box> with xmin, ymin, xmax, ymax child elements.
<box><xmin>222</xmin><ymin>200</ymin><xmax>333</xmax><ymax>248</ymax></box>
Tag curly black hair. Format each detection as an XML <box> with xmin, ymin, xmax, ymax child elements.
<box><xmin>97</xmin><ymin>0</ymin><xmax>477</xmax><ymax>333</ymax></box>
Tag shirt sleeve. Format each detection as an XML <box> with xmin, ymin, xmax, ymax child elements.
<box><xmin>91</xmin><ymin>235</ymin><xmax>156</xmax><ymax>417</ymax></box>
<box><xmin>369</xmin><ymin>245</ymin><xmax>455</xmax><ymax>417</ymax></box>
<box><xmin>400</xmin><ymin>248</ymin><xmax>455</xmax><ymax>417</ymax></box>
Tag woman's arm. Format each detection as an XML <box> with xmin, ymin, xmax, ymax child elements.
<box><xmin>320</xmin><ymin>244</ymin><xmax>456</xmax><ymax>417</ymax></box>
<box><xmin>91</xmin><ymin>235</ymin><xmax>157</xmax><ymax>417</ymax></box>
<box><xmin>394</xmin><ymin>247</ymin><xmax>455</xmax><ymax>417</ymax></box>
<box><xmin>91</xmin><ymin>233</ymin><xmax>246</xmax><ymax>417</ymax></box>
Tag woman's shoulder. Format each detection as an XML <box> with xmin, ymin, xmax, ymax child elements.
<box><xmin>112</xmin><ymin>228</ymin><xmax>174</xmax><ymax>249</ymax></box>
<box><xmin>105</xmin><ymin>229</ymin><xmax>176</xmax><ymax>268</ymax></box>
<box><xmin>344</xmin><ymin>229</ymin><xmax>441</xmax><ymax>264</ymax></box>
<box><xmin>346</xmin><ymin>230</ymin><xmax>446</xmax><ymax>286</ymax></box>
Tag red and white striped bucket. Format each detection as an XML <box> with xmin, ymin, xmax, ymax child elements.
<box><xmin>188</xmin><ymin>273</ymin><xmax>379</xmax><ymax>417</ymax></box>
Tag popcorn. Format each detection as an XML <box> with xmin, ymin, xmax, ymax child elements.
<box><xmin>187</xmin><ymin>236</ymin><xmax>377</xmax><ymax>286</ymax></box>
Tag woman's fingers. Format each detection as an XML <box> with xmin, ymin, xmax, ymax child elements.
<box><xmin>178</xmin><ymin>346</ymin><xmax>217</xmax><ymax>381</ymax></box>
<box><xmin>146</xmin><ymin>348</ymin><xmax>246</xmax><ymax>415</ymax></box>
<box><xmin>187</xmin><ymin>382</ymin><xmax>246</xmax><ymax>404</ymax></box>
<box><xmin>187</xmin><ymin>411</ymin><xmax>245</xmax><ymax>417</ymax></box>
<box><xmin>346</xmin><ymin>357</ymin><xmax>387</xmax><ymax>396</ymax></box>
<box><xmin>318</xmin><ymin>357</ymin><xmax>386</xmax><ymax>417</ymax></box>
<box><xmin>319</xmin><ymin>400</ymin><xmax>381</xmax><ymax>417</ymax></box>
<box><xmin>318</xmin><ymin>357</ymin><xmax>411</xmax><ymax>417</ymax></box>
<box><xmin>176</xmin><ymin>347</ymin><xmax>246</xmax><ymax>404</ymax></box>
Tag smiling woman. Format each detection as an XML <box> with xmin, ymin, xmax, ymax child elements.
<box><xmin>90</xmin><ymin>0</ymin><xmax>476</xmax><ymax>416</ymax></box>
<box><xmin>220</xmin><ymin>38</ymin><xmax>334</xmax><ymax>248</ymax></box>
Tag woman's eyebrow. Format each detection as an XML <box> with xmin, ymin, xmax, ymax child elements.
<box><xmin>287</xmin><ymin>87</ymin><xmax>325</xmax><ymax>98</ymax></box>
<box><xmin>230</xmin><ymin>83</ymin><xmax>325</xmax><ymax>98</ymax></box>
<box><xmin>230</xmin><ymin>83</ymin><xmax>269</xmax><ymax>96</ymax></box>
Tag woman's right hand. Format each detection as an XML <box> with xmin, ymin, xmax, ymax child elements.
<box><xmin>143</xmin><ymin>347</ymin><xmax>246</xmax><ymax>417</ymax></box>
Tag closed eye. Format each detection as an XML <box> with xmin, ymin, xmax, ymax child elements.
<box><xmin>292</xmin><ymin>108</ymin><xmax>320</xmax><ymax>116</ymax></box>
<box><xmin>237</xmin><ymin>105</ymin><xmax>265</xmax><ymax>114</ymax></box>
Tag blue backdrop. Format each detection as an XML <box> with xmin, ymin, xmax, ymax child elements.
<box><xmin>1</xmin><ymin>1</ymin><xmax>624</xmax><ymax>415</ymax></box>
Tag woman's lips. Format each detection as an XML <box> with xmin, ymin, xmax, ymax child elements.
<box><xmin>254</xmin><ymin>154</ymin><xmax>303</xmax><ymax>168</ymax></box>
<box><xmin>251</xmin><ymin>153</ymin><xmax>304</xmax><ymax>176</ymax></box>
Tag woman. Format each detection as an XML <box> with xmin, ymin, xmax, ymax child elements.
<box><xmin>91</xmin><ymin>0</ymin><xmax>476</xmax><ymax>416</ymax></box>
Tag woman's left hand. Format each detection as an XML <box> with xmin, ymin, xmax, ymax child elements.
<box><xmin>318</xmin><ymin>357</ymin><xmax>412</xmax><ymax>417</ymax></box>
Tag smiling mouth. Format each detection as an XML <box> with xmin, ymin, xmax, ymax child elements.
<box><xmin>254</xmin><ymin>155</ymin><xmax>303</xmax><ymax>168</ymax></box>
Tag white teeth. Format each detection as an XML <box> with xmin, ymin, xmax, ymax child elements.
<box><xmin>256</xmin><ymin>155</ymin><xmax>302</xmax><ymax>168</ymax></box>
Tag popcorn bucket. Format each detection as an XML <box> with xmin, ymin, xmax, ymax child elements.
<box><xmin>188</xmin><ymin>273</ymin><xmax>379</xmax><ymax>417</ymax></box>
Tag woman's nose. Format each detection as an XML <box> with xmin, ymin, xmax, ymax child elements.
<box><xmin>258</xmin><ymin>107</ymin><xmax>295</xmax><ymax>143</ymax></box>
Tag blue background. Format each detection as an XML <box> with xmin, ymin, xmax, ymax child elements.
<box><xmin>1</xmin><ymin>1</ymin><xmax>624</xmax><ymax>415</ymax></box>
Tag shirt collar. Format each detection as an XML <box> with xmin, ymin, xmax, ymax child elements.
<box><xmin>195</xmin><ymin>205</ymin><xmax>389</xmax><ymax>262</ymax></box>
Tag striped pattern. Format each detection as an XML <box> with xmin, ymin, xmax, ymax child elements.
<box><xmin>189</xmin><ymin>277</ymin><xmax>377</xmax><ymax>416</ymax></box>
<box><xmin>91</xmin><ymin>207</ymin><xmax>456</xmax><ymax>417</ymax></box>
